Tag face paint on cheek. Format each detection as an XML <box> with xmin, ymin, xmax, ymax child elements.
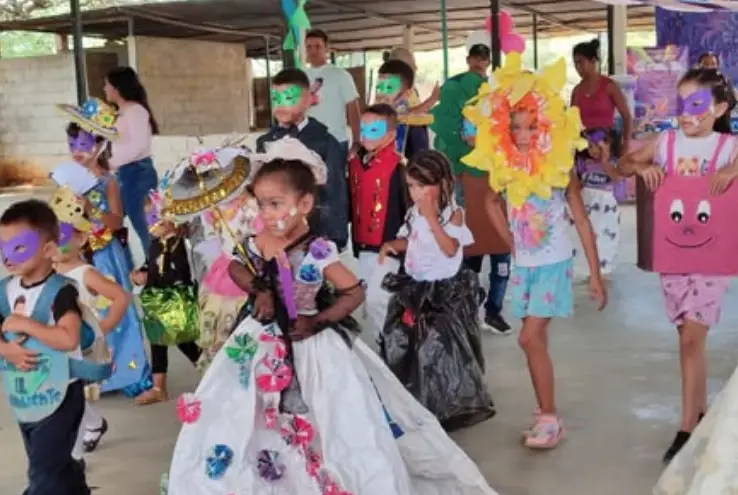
<box><xmin>68</xmin><ymin>131</ymin><xmax>97</xmax><ymax>154</ymax></box>
<box><xmin>361</xmin><ymin>120</ymin><xmax>389</xmax><ymax>141</ymax></box>
<box><xmin>275</xmin><ymin>207</ymin><xmax>298</xmax><ymax>232</ymax></box>
<box><xmin>0</xmin><ymin>230</ymin><xmax>42</xmax><ymax>265</ymax></box>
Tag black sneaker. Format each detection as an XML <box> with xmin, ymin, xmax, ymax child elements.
<box><xmin>483</xmin><ymin>313</ymin><xmax>512</xmax><ymax>336</ymax></box>
<box><xmin>663</xmin><ymin>430</ymin><xmax>691</xmax><ymax>464</ymax></box>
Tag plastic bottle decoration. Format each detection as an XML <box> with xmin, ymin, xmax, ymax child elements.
<box><xmin>462</xmin><ymin>52</ymin><xmax>586</xmax><ymax>207</ymax></box>
<box><xmin>256</xmin><ymin>449</ymin><xmax>286</xmax><ymax>482</ymax></box>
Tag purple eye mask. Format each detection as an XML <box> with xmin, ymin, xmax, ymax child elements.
<box><xmin>145</xmin><ymin>209</ymin><xmax>161</xmax><ymax>227</ymax></box>
<box><xmin>0</xmin><ymin>230</ymin><xmax>41</xmax><ymax>265</ymax></box>
<box><xmin>68</xmin><ymin>131</ymin><xmax>97</xmax><ymax>153</ymax></box>
<box><xmin>677</xmin><ymin>89</ymin><xmax>713</xmax><ymax>116</ymax></box>
<box><xmin>58</xmin><ymin>222</ymin><xmax>74</xmax><ymax>248</ymax></box>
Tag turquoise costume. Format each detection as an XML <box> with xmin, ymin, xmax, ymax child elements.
<box><xmin>85</xmin><ymin>177</ymin><xmax>151</xmax><ymax>396</ymax></box>
<box><xmin>0</xmin><ymin>274</ymin><xmax>111</xmax><ymax>423</ymax></box>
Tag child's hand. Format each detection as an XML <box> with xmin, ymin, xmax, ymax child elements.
<box><xmin>636</xmin><ymin>164</ymin><xmax>664</xmax><ymax>192</ymax></box>
<box><xmin>290</xmin><ymin>316</ymin><xmax>315</xmax><ymax>341</ymax></box>
<box><xmin>589</xmin><ymin>274</ymin><xmax>608</xmax><ymax>311</ymax></box>
<box><xmin>130</xmin><ymin>270</ymin><xmax>147</xmax><ymax>286</ymax></box>
<box><xmin>710</xmin><ymin>166</ymin><xmax>738</xmax><ymax>195</ymax></box>
<box><xmin>2</xmin><ymin>314</ymin><xmax>31</xmax><ymax>334</ymax></box>
<box><xmin>378</xmin><ymin>243</ymin><xmax>397</xmax><ymax>264</ymax></box>
<box><xmin>417</xmin><ymin>188</ymin><xmax>439</xmax><ymax>218</ymax></box>
<box><xmin>252</xmin><ymin>292</ymin><xmax>275</xmax><ymax>322</ymax></box>
<box><xmin>0</xmin><ymin>339</ymin><xmax>37</xmax><ymax>371</ymax></box>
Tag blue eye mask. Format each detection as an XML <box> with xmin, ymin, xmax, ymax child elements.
<box><xmin>360</xmin><ymin>120</ymin><xmax>388</xmax><ymax>141</ymax></box>
<box><xmin>461</xmin><ymin>119</ymin><xmax>477</xmax><ymax>138</ymax></box>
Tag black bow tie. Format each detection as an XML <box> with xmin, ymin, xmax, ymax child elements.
<box><xmin>273</xmin><ymin>125</ymin><xmax>299</xmax><ymax>139</ymax></box>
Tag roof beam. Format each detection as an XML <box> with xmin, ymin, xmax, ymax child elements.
<box><xmin>308</xmin><ymin>0</ymin><xmax>467</xmax><ymax>42</ymax></box>
<box><xmin>502</xmin><ymin>0</ymin><xmax>594</xmax><ymax>33</ymax></box>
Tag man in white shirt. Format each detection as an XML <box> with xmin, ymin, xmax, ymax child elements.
<box><xmin>305</xmin><ymin>29</ymin><xmax>362</xmax><ymax>159</ymax></box>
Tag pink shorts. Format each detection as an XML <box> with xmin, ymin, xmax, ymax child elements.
<box><xmin>660</xmin><ymin>274</ymin><xmax>730</xmax><ymax>327</ymax></box>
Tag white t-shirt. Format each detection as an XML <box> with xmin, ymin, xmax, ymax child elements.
<box><xmin>5</xmin><ymin>275</ymin><xmax>83</xmax><ymax>361</ymax></box>
<box><xmin>655</xmin><ymin>130</ymin><xmax>738</xmax><ymax>175</ymax></box>
<box><xmin>398</xmin><ymin>206</ymin><xmax>474</xmax><ymax>281</ymax></box>
<box><xmin>509</xmin><ymin>190</ymin><xmax>572</xmax><ymax>268</ymax></box>
<box><xmin>305</xmin><ymin>64</ymin><xmax>359</xmax><ymax>143</ymax></box>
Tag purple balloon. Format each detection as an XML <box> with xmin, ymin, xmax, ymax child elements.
<box><xmin>1</xmin><ymin>230</ymin><xmax>41</xmax><ymax>265</ymax></box>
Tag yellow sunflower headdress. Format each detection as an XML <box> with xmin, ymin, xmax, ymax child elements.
<box><xmin>461</xmin><ymin>52</ymin><xmax>586</xmax><ymax>207</ymax></box>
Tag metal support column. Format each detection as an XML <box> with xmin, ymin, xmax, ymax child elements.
<box><xmin>265</xmin><ymin>36</ymin><xmax>272</xmax><ymax>118</ymax></box>
<box><xmin>606</xmin><ymin>5</ymin><xmax>615</xmax><ymax>76</ymax></box>
<box><xmin>71</xmin><ymin>0</ymin><xmax>87</xmax><ymax>104</ymax></box>
<box><xmin>489</xmin><ymin>0</ymin><xmax>501</xmax><ymax>69</ymax></box>
<box><xmin>532</xmin><ymin>13</ymin><xmax>538</xmax><ymax>70</ymax></box>
<box><xmin>441</xmin><ymin>0</ymin><xmax>449</xmax><ymax>80</ymax></box>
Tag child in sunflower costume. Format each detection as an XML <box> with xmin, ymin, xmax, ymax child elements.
<box><xmin>463</xmin><ymin>52</ymin><xmax>607</xmax><ymax>449</ymax></box>
<box><xmin>57</xmin><ymin>98</ymin><xmax>151</xmax><ymax>399</ymax></box>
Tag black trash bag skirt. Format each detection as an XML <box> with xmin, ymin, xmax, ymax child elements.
<box><xmin>380</xmin><ymin>267</ymin><xmax>496</xmax><ymax>432</ymax></box>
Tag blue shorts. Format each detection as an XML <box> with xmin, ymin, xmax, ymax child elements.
<box><xmin>510</xmin><ymin>258</ymin><xmax>574</xmax><ymax>319</ymax></box>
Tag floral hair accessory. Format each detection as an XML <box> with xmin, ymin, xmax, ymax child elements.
<box><xmin>462</xmin><ymin>52</ymin><xmax>586</xmax><ymax>207</ymax></box>
<box><xmin>251</xmin><ymin>137</ymin><xmax>327</xmax><ymax>185</ymax></box>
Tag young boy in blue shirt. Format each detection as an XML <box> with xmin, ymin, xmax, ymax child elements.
<box><xmin>0</xmin><ymin>199</ymin><xmax>89</xmax><ymax>495</ymax></box>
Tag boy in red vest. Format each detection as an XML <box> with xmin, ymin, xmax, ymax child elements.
<box><xmin>349</xmin><ymin>104</ymin><xmax>409</xmax><ymax>343</ymax></box>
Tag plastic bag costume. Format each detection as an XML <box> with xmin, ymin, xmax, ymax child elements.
<box><xmin>167</xmin><ymin>138</ymin><xmax>498</xmax><ymax>495</ymax></box>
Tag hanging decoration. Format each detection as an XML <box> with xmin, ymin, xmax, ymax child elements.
<box><xmin>462</xmin><ymin>52</ymin><xmax>586</xmax><ymax>207</ymax></box>
<box><xmin>484</xmin><ymin>10</ymin><xmax>527</xmax><ymax>54</ymax></box>
<box><xmin>281</xmin><ymin>0</ymin><xmax>311</xmax><ymax>68</ymax></box>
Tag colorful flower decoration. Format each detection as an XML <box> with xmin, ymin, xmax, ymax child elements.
<box><xmin>255</xmin><ymin>355</ymin><xmax>293</xmax><ymax>393</ymax></box>
<box><xmin>81</xmin><ymin>98</ymin><xmax>117</xmax><ymax>130</ymax></box>
<box><xmin>205</xmin><ymin>444</ymin><xmax>234</xmax><ymax>480</ymax></box>
<box><xmin>462</xmin><ymin>52</ymin><xmax>586</xmax><ymax>207</ymax></box>
<box><xmin>280</xmin><ymin>415</ymin><xmax>315</xmax><ymax>448</ymax></box>
<box><xmin>256</xmin><ymin>449</ymin><xmax>286</xmax><ymax>482</ymax></box>
<box><xmin>191</xmin><ymin>149</ymin><xmax>218</xmax><ymax>169</ymax></box>
<box><xmin>176</xmin><ymin>393</ymin><xmax>202</xmax><ymax>424</ymax></box>
<box><xmin>225</xmin><ymin>333</ymin><xmax>259</xmax><ymax>364</ymax></box>
<box><xmin>260</xmin><ymin>323</ymin><xmax>281</xmax><ymax>343</ymax></box>
<box><xmin>298</xmin><ymin>264</ymin><xmax>321</xmax><ymax>283</ymax></box>
<box><xmin>309</xmin><ymin>238</ymin><xmax>332</xmax><ymax>260</ymax></box>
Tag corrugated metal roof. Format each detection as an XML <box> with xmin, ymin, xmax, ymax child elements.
<box><xmin>0</xmin><ymin>0</ymin><xmax>655</xmax><ymax>56</ymax></box>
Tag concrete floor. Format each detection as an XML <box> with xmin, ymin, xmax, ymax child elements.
<box><xmin>2</xmin><ymin>205</ymin><xmax>738</xmax><ymax>495</ymax></box>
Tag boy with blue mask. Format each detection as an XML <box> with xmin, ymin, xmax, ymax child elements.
<box><xmin>0</xmin><ymin>199</ymin><xmax>91</xmax><ymax>495</ymax></box>
<box><xmin>349</xmin><ymin>104</ymin><xmax>409</xmax><ymax>343</ymax></box>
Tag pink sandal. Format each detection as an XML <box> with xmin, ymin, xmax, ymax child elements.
<box><xmin>524</xmin><ymin>414</ymin><xmax>565</xmax><ymax>449</ymax></box>
<box><xmin>521</xmin><ymin>406</ymin><xmax>541</xmax><ymax>438</ymax></box>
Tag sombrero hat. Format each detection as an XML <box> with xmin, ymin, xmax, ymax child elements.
<box><xmin>56</xmin><ymin>98</ymin><xmax>118</xmax><ymax>140</ymax></box>
<box><xmin>161</xmin><ymin>147</ymin><xmax>251</xmax><ymax>221</ymax></box>
<box><xmin>49</xmin><ymin>186</ymin><xmax>92</xmax><ymax>233</ymax></box>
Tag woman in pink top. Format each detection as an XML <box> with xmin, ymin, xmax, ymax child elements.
<box><xmin>571</xmin><ymin>39</ymin><xmax>633</xmax><ymax>154</ymax></box>
<box><xmin>103</xmin><ymin>67</ymin><xmax>160</xmax><ymax>253</ymax></box>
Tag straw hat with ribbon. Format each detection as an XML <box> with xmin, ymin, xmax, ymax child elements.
<box><xmin>56</xmin><ymin>98</ymin><xmax>118</xmax><ymax>140</ymax></box>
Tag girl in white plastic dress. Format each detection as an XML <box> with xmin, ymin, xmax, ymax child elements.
<box><xmin>167</xmin><ymin>138</ymin><xmax>497</xmax><ymax>495</ymax></box>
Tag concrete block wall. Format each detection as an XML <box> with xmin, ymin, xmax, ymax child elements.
<box><xmin>135</xmin><ymin>37</ymin><xmax>251</xmax><ymax>137</ymax></box>
<box><xmin>0</xmin><ymin>52</ymin><xmax>77</xmax><ymax>172</ymax></box>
